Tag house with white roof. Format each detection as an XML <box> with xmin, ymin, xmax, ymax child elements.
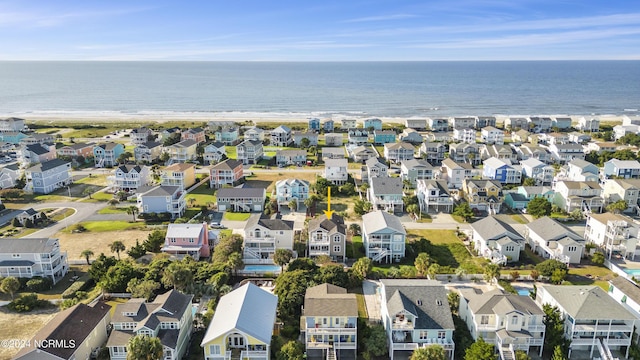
<box><xmin>244</xmin><ymin>127</ymin><xmax>266</xmax><ymax>142</ymax></box>
<box><xmin>162</xmin><ymin>222</ymin><xmax>212</xmax><ymax>260</ymax></box>
<box><xmin>613</xmin><ymin>125</ymin><xmax>640</xmax><ymax>141</ymax></box>
<box><xmin>471</xmin><ymin>216</ymin><xmax>524</xmax><ymax>264</ymax></box>
<box><xmin>577</xmin><ymin>116</ymin><xmax>599</xmax><ymax>132</ymax></box>
<box><xmin>563</xmin><ymin>159</ymin><xmax>599</xmax><ymax>182</ymax></box>
<box><xmin>341</xmin><ymin>119</ymin><xmax>357</xmax><ymax>130</ymax></box>
<box><xmin>584</xmin><ymin>212</ymin><xmax>639</xmax><ymax>260</ymax></box>
<box><xmin>362</xmin><ymin>211</ymin><xmax>406</xmax><ymax>263</ymax></box>
<box><xmin>458</xmin><ymin>288</ymin><xmax>545</xmax><ymax>358</ymax></box>
<box><xmin>525</xmin><ymin>216</ymin><xmax>584</xmax><ymax>264</ymax></box>
<box><xmin>243</xmin><ymin>214</ymin><xmax>294</xmax><ymax>265</ymax></box>
<box><xmin>379</xmin><ymin>279</ymin><xmax>455</xmax><ymax>360</ymax></box>
<box><xmin>324</xmin><ymin>158</ymin><xmax>348</xmax><ymax>185</ymax></box>
<box><xmin>567</xmin><ymin>132</ymin><xmax>591</xmax><ymax>144</ymax></box>
<box><xmin>481</xmin><ymin>126</ymin><xmax>504</xmax><ymax>145</ymax></box>
<box><xmin>202</xmin><ymin>283</ymin><xmax>277</xmax><ymax>360</ymax></box>
<box><xmin>405</xmin><ymin>118</ymin><xmax>427</xmax><ymax>130</ymax></box>
<box><xmin>535</xmin><ymin>284</ymin><xmax>637</xmax><ymax>359</ymax></box>
<box><xmin>553</xmin><ymin>116</ymin><xmax>572</xmax><ymax>130</ymax></box>
<box><xmin>292</xmin><ymin>131</ymin><xmax>319</xmax><ymax>147</ymax></box>
<box><xmin>0</xmin><ymin>117</ymin><xmax>25</xmax><ymax>132</ymax></box>
<box><xmin>520</xmin><ymin>158</ymin><xmax>553</xmax><ymax>185</ymax></box>
<box><xmin>603</xmin><ymin>159</ymin><xmax>640</xmax><ymax>179</ymax></box>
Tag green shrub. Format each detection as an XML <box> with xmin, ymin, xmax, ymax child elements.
<box><xmin>62</xmin><ymin>275</ymin><xmax>92</xmax><ymax>299</ymax></box>
<box><xmin>59</xmin><ymin>298</ymin><xmax>79</xmax><ymax>310</ymax></box>
<box><xmin>7</xmin><ymin>293</ymin><xmax>50</xmax><ymax>312</ymax></box>
<box><xmin>25</xmin><ymin>277</ymin><xmax>53</xmax><ymax>292</ymax></box>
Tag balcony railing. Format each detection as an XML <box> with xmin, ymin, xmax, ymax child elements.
<box><xmin>574</xmin><ymin>324</ymin><xmax>633</xmax><ymax>332</ymax></box>
<box><xmin>240</xmin><ymin>350</ymin><xmax>268</xmax><ymax>358</ymax></box>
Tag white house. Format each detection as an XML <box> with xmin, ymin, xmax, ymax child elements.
<box><xmin>602</xmin><ymin>178</ymin><xmax>640</xmax><ymax>213</ymax></box>
<box><xmin>520</xmin><ymin>158</ymin><xmax>554</xmax><ymax>185</ymax></box>
<box><xmin>525</xmin><ymin>216</ymin><xmax>584</xmax><ymax>264</ymax></box>
<box><xmin>383</xmin><ymin>142</ymin><xmax>415</xmax><ymax>164</ymax></box>
<box><xmin>324</xmin><ymin>158</ymin><xmax>348</xmax><ymax>185</ymax></box>
<box><xmin>584</xmin><ymin>212</ymin><xmax>639</xmax><ymax>260</ymax></box>
<box><xmin>270</xmin><ymin>125</ymin><xmax>292</xmax><ymax>146</ymax></box>
<box><xmin>577</xmin><ymin>116</ymin><xmax>600</xmax><ymax>132</ymax></box>
<box><xmin>107</xmin><ymin>164</ymin><xmax>151</xmax><ymax>193</ymax></box>
<box><xmin>243</xmin><ymin>214</ymin><xmax>294</xmax><ymax>265</ymax></box>
<box><xmin>471</xmin><ymin>216</ymin><xmax>524</xmax><ymax>264</ymax></box>
<box><xmin>415</xmin><ymin>179</ymin><xmax>454</xmax><ymax>213</ymax></box>
<box><xmin>481</xmin><ymin>126</ymin><xmax>504</xmax><ymax>145</ymax></box>
<box><xmin>362</xmin><ymin>211</ymin><xmax>406</xmax><ymax>263</ymax></box>
<box><xmin>0</xmin><ymin>237</ymin><xmax>68</xmax><ymax>284</ymax></box>
<box><xmin>452</xmin><ymin>128</ymin><xmax>476</xmax><ymax>144</ymax></box>
<box><xmin>552</xmin><ymin>181</ymin><xmax>603</xmax><ymax>214</ymax></box>
<box><xmin>274</xmin><ymin>178</ymin><xmax>309</xmax><ymax>210</ymax></box>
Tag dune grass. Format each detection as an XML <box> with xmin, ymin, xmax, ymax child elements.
<box><xmin>75</xmin><ymin>220</ymin><xmax>145</xmax><ymax>232</ymax></box>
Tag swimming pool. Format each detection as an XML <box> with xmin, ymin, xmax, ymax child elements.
<box><xmin>242</xmin><ymin>264</ymin><xmax>281</xmax><ymax>273</ymax></box>
<box><xmin>513</xmin><ymin>286</ymin><xmax>532</xmax><ymax>296</ymax></box>
<box><xmin>623</xmin><ymin>268</ymin><xmax>640</xmax><ymax>277</ymax></box>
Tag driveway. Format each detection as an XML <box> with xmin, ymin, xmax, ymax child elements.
<box><xmin>362</xmin><ymin>280</ymin><xmax>381</xmax><ymax>322</ymax></box>
<box><xmin>24</xmin><ymin>201</ymin><xmax>108</xmax><ymax>238</ymax></box>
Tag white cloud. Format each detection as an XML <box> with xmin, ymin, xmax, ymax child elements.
<box><xmin>342</xmin><ymin>14</ymin><xmax>419</xmax><ymax>23</ymax></box>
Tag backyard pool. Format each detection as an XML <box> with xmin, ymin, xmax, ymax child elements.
<box><xmin>242</xmin><ymin>264</ymin><xmax>281</xmax><ymax>273</ymax></box>
<box><xmin>623</xmin><ymin>268</ymin><xmax>640</xmax><ymax>277</ymax></box>
<box><xmin>513</xmin><ymin>286</ymin><xmax>532</xmax><ymax>296</ymax></box>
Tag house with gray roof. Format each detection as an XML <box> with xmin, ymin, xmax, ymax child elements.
<box><xmin>536</xmin><ymin>285</ymin><xmax>637</xmax><ymax>358</ymax></box>
<box><xmin>405</xmin><ymin>118</ymin><xmax>427</xmax><ymax>130</ymax></box>
<box><xmin>384</xmin><ymin>142</ymin><xmax>415</xmax><ymax>164</ymax></box>
<box><xmin>308</xmin><ymin>214</ymin><xmax>346</xmax><ymax>261</ymax></box>
<box><xmin>201</xmin><ymin>283</ymin><xmax>277</xmax><ymax>360</ymax></box>
<box><xmin>19</xmin><ymin>143</ymin><xmax>56</xmax><ymax>166</ymax></box>
<box><xmin>379</xmin><ymin>279</ymin><xmax>455</xmax><ymax>360</ymax></box>
<box><xmin>94</xmin><ymin>142</ymin><xmax>125</xmax><ymax>168</ymax></box>
<box><xmin>324</xmin><ymin>133</ymin><xmax>343</xmax><ymax>147</ymax></box>
<box><xmin>108</xmin><ymin>290</ymin><xmax>194</xmax><ymax>360</ymax></box>
<box><xmin>608</xmin><ymin>277</ymin><xmax>640</xmax><ymax>325</ymax></box>
<box><xmin>275</xmin><ymin>149</ymin><xmax>306</xmax><ymax>167</ymax></box>
<box><xmin>362</xmin><ymin>211</ymin><xmax>406</xmax><ymax>263</ymax></box>
<box><xmin>136</xmin><ymin>185</ymin><xmax>186</xmax><ymax>219</ymax></box>
<box><xmin>471</xmin><ymin>216</ymin><xmax>524</xmax><ymax>264</ymax></box>
<box><xmin>15</xmin><ymin>207</ymin><xmax>41</xmax><ymax>226</ymax></box>
<box><xmin>203</xmin><ymin>141</ymin><xmax>227</xmax><ymax>164</ymax></box>
<box><xmin>210</xmin><ymin>159</ymin><xmax>244</xmax><ymax>189</ymax></box>
<box><xmin>458</xmin><ymin>288</ymin><xmax>545</xmax><ymax>358</ymax></box>
<box><xmin>0</xmin><ymin>163</ymin><xmax>19</xmax><ymax>189</ymax></box>
<box><xmin>349</xmin><ymin>145</ymin><xmax>377</xmax><ymax>163</ymax></box>
<box><xmin>237</xmin><ymin>139</ymin><xmax>264</xmax><ymax>165</ymax></box>
<box><xmin>400</xmin><ymin>159</ymin><xmax>434</xmax><ymax>185</ymax></box>
<box><xmin>243</xmin><ymin>213</ymin><xmax>294</xmax><ymax>265</ymax></box>
<box><xmin>217</xmin><ymin>187</ymin><xmax>266</xmax><ymax>212</ymax></box>
<box><xmin>301</xmin><ymin>283</ymin><xmax>358</xmax><ymax>359</ymax></box>
<box><xmin>416</xmin><ymin>179</ymin><xmax>453</xmax><ymax>213</ymax></box>
<box><xmin>24</xmin><ymin>159</ymin><xmax>72</xmax><ymax>194</ymax></box>
<box><xmin>134</xmin><ymin>141</ymin><xmax>163</xmax><ymax>163</ymax></box>
<box><xmin>321</xmin><ymin>147</ymin><xmax>345</xmax><ymax>160</ymax></box>
<box><xmin>292</xmin><ymin>131</ymin><xmax>319</xmax><ymax>147</ymax></box>
<box><xmin>324</xmin><ymin>158</ymin><xmax>348</xmax><ymax>185</ymax></box>
<box><xmin>399</xmin><ymin>128</ymin><xmax>423</xmax><ymax>144</ymax></box>
<box><xmin>368</xmin><ymin>177</ymin><xmax>404</xmax><ymax>213</ymax></box>
<box><xmin>14</xmin><ymin>302</ymin><xmax>111</xmax><ymax>360</ymax></box>
<box><xmin>525</xmin><ymin>216</ymin><xmax>584</xmax><ymax>264</ymax></box>
<box><xmin>0</xmin><ymin>237</ymin><xmax>68</xmax><ymax>284</ymax></box>
<box><xmin>270</xmin><ymin>125</ymin><xmax>292</xmax><ymax>147</ymax></box>
<box><xmin>363</xmin><ymin>157</ymin><xmax>388</xmax><ymax>182</ymax></box>
<box><xmin>130</xmin><ymin>127</ymin><xmax>154</xmax><ymax>146</ymax></box>
<box><xmin>108</xmin><ymin>164</ymin><xmax>151</xmax><ymax>193</ymax></box>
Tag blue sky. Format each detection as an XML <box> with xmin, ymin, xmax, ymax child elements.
<box><xmin>1</xmin><ymin>0</ymin><xmax>639</xmax><ymax>60</ymax></box>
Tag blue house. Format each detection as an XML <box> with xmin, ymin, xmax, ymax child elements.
<box><xmin>482</xmin><ymin>157</ymin><xmax>522</xmax><ymax>184</ymax></box>
<box><xmin>214</xmin><ymin>126</ymin><xmax>240</xmax><ymax>145</ymax></box>
<box><xmin>94</xmin><ymin>143</ymin><xmax>125</xmax><ymax>168</ymax></box>
<box><xmin>308</xmin><ymin>118</ymin><xmax>321</xmax><ymax>132</ymax></box>
<box><xmin>603</xmin><ymin>159</ymin><xmax>640</xmax><ymax>179</ymax></box>
<box><xmin>373</xmin><ymin>130</ymin><xmax>396</xmax><ymax>145</ymax></box>
<box><xmin>364</xmin><ymin>118</ymin><xmax>383</xmax><ymax>130</ymax></box>
<box><xmin>504</xmin><ymin>186</ymin><xmax>554</xmax><ymax>210</ymax></box>
<box><xmin>0</xmin><ymin>131</ymin><xmax>28</xmax><ymax>144</ymax></box>
<box><xmin>323</xmin><ymin>119</ymin><xmax>335</xmax><ymax>132</ymax></box>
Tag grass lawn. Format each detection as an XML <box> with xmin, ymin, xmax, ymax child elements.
<box><xmin>97</xmin><ymin>206</ymin><xmax>129</xmax><ymax>214</ymax></box>
<box><xmin>49</xmin><ymin>208</ymin><xmax>76</xmax><ymax>222</ymax></box>
<box><xmin>74</xmin><ymin>220</ymin><xmax>145</xmax><ymax>232</ymax></box>
<box><xmin>75</xmin><ymin>175</ymin><xmax>109</xmax><ymax>186</ymax></box>
<box><xmin>186</xmin><ymin>184</ymin><xmax>216</xmax><ymax>207</ymax></box>
<box><xmin>223</xmin><ymin>212</ymin><xmax>251</xmax><ymax>221</ymax></box>
<box><xmin>406</xmin><ymin>229</ymin><xmax>461</xmax><ymax>244</ymax></box>
<box><xmin>510</xmin><ymin>214</ymin><xmax>529</xmax><ymax>224</ymax></box>
<box><xmin>225</xmin><ymin>146</ymin><xmax>237</xmax><ymax>159</ymax></box>
<box><xmin>451</xmin><ymin>215</ymin><xmax>468</xmax><ymax>223</ymax></box>
<box><xmin>348</xmin><ymin>236</ymin><xmax>365</xmax><ymax>259</ymax></box>
<box><xmin>349</xmin><ymin>287</ymin><xmax>368</xmax><ymax>318</ymax></box>
<box><xmin>406</xmin><ymin>229</ymin><xmax>477</xmax><ymax>269</ymax></box>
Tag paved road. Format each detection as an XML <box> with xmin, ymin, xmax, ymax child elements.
<box><xmin>23</xmin><ymin>201</ymin><xmax>109</xmax><ymax>238</ymax></box>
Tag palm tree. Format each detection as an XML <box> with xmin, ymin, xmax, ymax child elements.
<box><xmin>80</xmin><ymin>249</ymin><xmax>94</xmax><ymax>265</ymax></box>
<box><xmin>107</xmin><ymin>198</ymin><xmax>120</xmax><ymax>207</ymax></box>
<box><xmin>126</xmin><ymin>205</ymin><xmax>138</xmax><ymax>222</ymax></box>
<box><xmin>126</xmin><ymin>334</ymin><xmax>163</xmax><ymax>360</ymax></box>
<box><xmin>109</xmin><ymin>241</ymin><xmax>126</xmax><ymax>260</ymax></box>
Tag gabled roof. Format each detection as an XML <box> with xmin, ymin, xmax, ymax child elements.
<box><xmin>384</xmin><ymin>142</ymin><xmax>414</xmax><ymax>150</ymax></box>
<box><xmin>308</xmin><ymin>214</ymin><xmax>346</xmax><ymax>236</ymax></box>
<box><xmin>568</xmin><ymin>159</ymin><xmax>597</xmax><ymax>170</ymax></box>
<box><xmin>25</xmin><ymin>143</ymin><xmax>51</xmax><ymax>155</ymax></box>
<box><xmin>519</xmin><ymin>157</ymin><xmax>546</xmax><ymax>168</ymax></box>
<box><xmin>459</xmin><ymin>288</ymin><xmax>543</xmax><ymax>316</ymax></box>
<box><xmin>211</xmin><ymin>159</ymin><xmax>243</xmax><ymax>171</ymax></box>
<box><xmin>202</xmin><ymin>283</ymin><xmax>277</xmax><ymax>345</ymax></box>
<box><xmin>276</xmin><ymin>178</ymin><xmax>309</xmax><ymax>189</ymax></box>
<box><xmin>471</xmin><ymin>216</ymin><xmax>523</xmax><ymax>241</ymax></box>
<box><xmin>402</xmin><ymin>159</ymin><xmax>433</xmax><ymax>170</ymax></box>
<box><xmin>304</xmin><ymin>283</ymin><xmax>357</xmax><ymax>317</ymax></box>
<box><xmin>325</xmin><ymin>158</ymin><xmax>348</xmax><ymax>167</ymax></box>
<box><xmin>526</xmin><ymin>216</ymin><xmax>583</xmax><ymax>242</ymax></box>
<box><xmin>166</xmin><ymin>223</ymin><xmax>205</xmax><ymax>239</ymax></box>
<box><xmin>540</xmin><ymin>285</ymin><xmax>637</xmax><ymax>320</ymax></box>
<box><xmin>417</xmin><ymin>180</ymin><xmax>451</xmax><ymax>196</ymax></box>
<box><xmin>272</xmin><ymin>125</ymin><xmax>291</xmax><ymax>133</ymax></box>
<box><xmin>116</xmin><ymin>164</ymin><xmax>143</xmax><ymax>174</ymax></box>
<box><xmin>138</xmin><ymin>140</ymin><xmax>163</xmax><ymax>149</ymax></box>
<box><xmin>217</xmin><ymin>187</ymin><xmax>265</xmax><ymax>199</ymax></box>
<box><xmin>26</xmin><ymin>158</ymin><xmax>70</xmax><ymax>172</ymax></box>
<box><xmin>607</xmin><ymin>159</ymin><xmax>640</xmax><ymax>170</ymax></box>
<box><xmin>238</xmin><ymin>139</ymin><xmax>263</xmax><ymax>147</ymax></box>
<box><xmin>380</xmin><ymin>279</ymin><xmax>454</xmax><ymax>330</ymax></box>
<box><xmin>164</xmin><ymin>162</ymin><xmax>196</xmax><ymax>172</ymax></box>
<box><xmin>484</xmin><ymin>157</ymin><xmax>512</xmax><ymax>168</ymax></box>
<box><xmin>365</xmin><ymin>157</ymin><xmax>388</xmax><ymax>169</ymax></box>
<box><xmin>138</xmin><ymin>185</ymin><xmax>180</xmax><ymax>197</ymax></box>
<box><xmin>362</xmin><ymin>210</ymin><xmax>405</xmax><ymax>235</ymax></box>
<box><xmin>370</xmin><ymin>176</ymin><xmax>403</xmax><ymax>195</ymax></box>
<box><xmin>95</xmin><ymin>142</ymin><xmax>121</xmax><ymax>150</ymax></box>
<box><xmin>0</xmin><ymin>238</ymin><xmax>59</xmax><ymax>254</ymax></box>
<box><xmin>610</xmin><ymin>276</ymin><xmax>640</xmax><ymax>306</ymax></box>
<box><xmin>171</xmin><ymin>139</ymin><xmax>197</xmax><ymax>148</ymax></box>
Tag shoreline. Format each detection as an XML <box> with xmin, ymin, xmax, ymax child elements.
<box><xmin>1</xmin><ymin>111</ymin><xmax>628</xmax><ymax>125</ymax></box>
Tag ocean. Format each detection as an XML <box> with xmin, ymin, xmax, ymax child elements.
<box><xmin>0</xmin><ymin>61</ymin><xmax>638</xmax><ymax>119</ymax></box>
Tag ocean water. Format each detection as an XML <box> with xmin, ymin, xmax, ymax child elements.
<box><xmin>0</xmin><ymin>61</ymin><xmax>638</xmax><ymax>118</ymax></box>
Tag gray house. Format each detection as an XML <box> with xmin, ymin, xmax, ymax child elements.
<box><xmin>136</xmin><ymin>185</ymin><xmax>186</xmax><ymax>219</ymax></box>
<box><xmin>24</xmin><ymin>159</ymin><xmax>72</xmax><ymax>194</ymax></box>
<box><xmin>308</xmin><ymin>214</ymin><xmax>347</xmax><ymax>262</ymax></box>
<box><xmin>217</xmin><ymin>187</ymin><xmax>266</xmax><ymax>212</ymax></box>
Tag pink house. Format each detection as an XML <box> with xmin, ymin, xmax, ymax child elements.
<box><xmin>161</xmin><ymin>222</ymin><xmax>211</xmax><ymax>260</ymax></box>
<box><xmin>181</xmin><ymin>127</ymin><xmax>206</xmax><ymax>144</ymax></box>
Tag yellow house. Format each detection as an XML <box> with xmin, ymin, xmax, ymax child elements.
<box><xmin>462</xmin><ymin>179</ymin><xmax>504</xmax><ymax>214</ymax></box>
<box><xmin>201</xmin><ymin>283</ymin><xmax>277</xmax><ymax>360</ymax></box>
<box><xmin>161</xmin><ymin>162</ymin><xmax>197</xmax><ymax>190</ymax></box>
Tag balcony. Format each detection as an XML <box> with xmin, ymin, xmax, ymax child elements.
<box><xmin>392</xmin><ymin>318</ymin><xmax>414</xmax><ymax>330</ymax></box>
<box><xmin>574</xmin><ymin>324</ymin><xmax>633</xmax><ymax>332</ymax></box>
<box><xmin>240</xmin><ymin>350</ymin><xmax>268</xmax><ymax>359</ymax></box>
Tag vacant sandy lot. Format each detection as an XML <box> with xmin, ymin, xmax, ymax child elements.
<box><xmin>0</xmin><ymin>307</ymin><xmax>59</xmax><ymax>359</ymax></box>
<box><xmin>55</xmin><ymin>229</ymin><xmax>153</xmax><ymax>261</ymax></box>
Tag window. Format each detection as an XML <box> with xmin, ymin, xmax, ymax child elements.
<box><xmin>437</xmin><ymin>331</ymin><xmax>446</xmax><ymax>339</ymax></box>
<box><xmin>11</xmin><ymin>254</ymin><xmax>20</xmax><ymax>258</ymax></box>
<box><xmin>419</xmin><ymin>331</ymin><xmax>429</xmax><ymax>340</ymax></box>
<box><xmin>333</xmin><ymin>245</ymin><xmax>341</xmax><ymax>253</ymax></box>
<box><xmin>568</xmin><ymin>246</ymin><xmax>577</xmax><ymax>252</ymax></box>
<box><xmin>505</xmin><ymin>245</ymin><xmax>514</xmax><ymax>252</ymax></box>
<box><xmin>334</xmin><ymin>235</ymin><xmax>341</xmax><ymax>243</ymax></box>
<box><xmin>481</xmin><ymin>316</ymin><xmax>489</xmax><ymax>325</ymax></box>
<box><xmin>511</xmin><ymin>316</ymin><xmax>518</xmax><ymax>325</ymax></box>
<box><xmin>209</xmin><ymin>345</ymin><xmax>221</xmax><ymax>355</ymax></box>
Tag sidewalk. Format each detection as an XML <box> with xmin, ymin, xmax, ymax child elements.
<box><xmin>362</xmin><ymin>280</ymin><xmax>381</xmax><ymax>322</ymax></box>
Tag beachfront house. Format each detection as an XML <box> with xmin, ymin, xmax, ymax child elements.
<box><xmin>201</xmin><ymin>283</ymin><xmax>277</xmax><ymax>360</ymax></box>
<box><xmin>584</xmin><ymin>212</ymin><xmax>639</xmax><ymax>260</ymax></box>
<box><xmin>107</xmin><ymin>164</ymin><xmax>151</xmax><ymax>193</ymax></box>
<box><xmin>293</xmin><ymin>131</ymin><xmax>319</xmax><ymax>147</ymax></box>
<box><xmin>136</xmin><ymin>185</ymin><xmax>186</xmax><ymax>219</ymax></box>
<box><xmin>214</xmin><ymin>126</ymin><xmax>240</xmax><ymax>145</ymax></box>
<box><xmin>243</xmin><ymin>214</ymin><xmax>294</xmax><ymax>264</ymax></box>
<box><xmin>450</xmin><ymin>116</ymin><xmax>476</xmax><ymax>130</ymax></box>
<box><xmin>203</xmin><ymin>141</ymin><xmax>227</xmax><ymax>164</ymax></box>
<box><xmin>323</xmin><ymin>119</ymin><xmax>335</xmax><ymax>132</ymax></box>
<box><xmin>308</xmin><ymin>118</ymin><xmax>320</xmax><ymax>131</ymax></box>
<box><xmin>210</xmin><ymin>159</ymin><xmax>244</xmax><ymax>189</ymax></box>
<box><xmin>324</xmin><ymin>158</ymin><xmax>348</xmax><ymax>185</ymax></box>
<box><xmin>368</xmin><ymin>176</ymin><xmax>404</xmax><ymax>213</ymax></box>
<box><xmin>236</xmin><ymin>139</ymin><xmax>264</xmax><ymax>165</ymax></box>
<box><xmin>505</xmin><ymin>117</ymin><xmax>529</xmax><ymax>130</ymax></box>
<box><xmin>364</xmin><ymin>118</ymin><xmax>383</xmax><ymax>130</ymax></box>
<box><xmin>405</xmin><ymin>118</ymin><xmax>427</xmax><ymax>130</ymax></box>
<box><xmin>552</xmin><ymin>180</ymin><xmax>603</xmax><ymax>214</ymax></box>
<box><xmin>400</xmin><ymin>159</ymin><xmax>434</xmax><ymax>185</ymax></box>
<box><xmin>528</xmin><ymin>116</ymin><xmax>553</xmax><ymax>133</ymax></box>
<box><xmin>0</xmin><ymin>117</ymin><xmax>25</xmax><ymax>132</ymax></box>
<box><xmin>324</xmin><ymin>133</ymin><xmax>343</xmax><ymax>147</ymax></box>
<box><xmin>458</xmin><ymin>288</ymin><xmax>545</xmax><ymax>358</ymax></box>
<box><xmin>471</xmin><ymin>215</ymin><xmax>524</xmax><ymax>264</ymax></box>
<box><xmin>13</xmin><ymin>302</ymin><xmax>111</xmax><ymax>360</ymax></box>
<box><xmin>274</xmin><ymin>178</ymin><xmax>309</xmax><ymax>211</ymax></box>
<box><xmin>482</xmin><ymin>157</ymin><xmax>522</xmax><ymax>184</ymax></box>
<box><xmin>603</xmin><ymin>159</ymin><xmax>640</xmax><ymax>179</ymax></box>
<box><xmin>134</xmin><ymin>141</ymin><xmax>163</xmax><ymax>163</ymax></box>
<box><xmin>130</xmin><ymin>127</ymin><xmax>153</xmax><ymax>145</ymax></box>
<box><xmin>307</xmin><ymin>214</ymin><xmax>347</xmax><ymax>262</ymax></box>
<box><xmin>461</xmin><ymin>179</ymin><xmax>504</xmax><ymax>214</ymax></box>
<box><xmin>553</xmin><ymin>116</ymin><xmax>573</xmax><ymax>130</ymax></box>
<box><xmin>341</xmin><ymin>119</ymin><xmax>357</xmax><ymax>130</ymax></box>
<box><xmin>416</xmin><ymin>179</ymin><xmax>454</xmax><ymax>213</ymax></box>
<box><xmin>216</xmin><ymin>187</ymin><xmax>266</xmax><ymax>212</ymax></box>
<box><xmin>160</xmin><ymin>162</ymin><xmax>197</xmax><ymax>190</ymax></box>
<box><xmin>477</xmin><ymin>116</ymin><xmax>497</xmax><ymax>129</ymax></box>
<box><xmin>301</xmin><ymin>284</ymin><xmax>357</xmax><ymax>359</ymax></box>
<box><xmin>379</xmin><ymin>279</ymin><xmax>456</xmax><ymax>360</ymax></box>
<box><xmin>577</xmin><ymin>117</ymin><xmax>600</xmax><ymax>132</ymax></box>
<box><xmin>362</xmin><ymin>210</ymin><xmax>406</xmax><ymax>263</ymax></box>
<box><xmin>481</xmin><ymin>126</ymin><xmax>504</xmax><ymax>145</ymax></box>
<box><xmin>373</xmin><ymin>130</ymin><xmax>396</xmax><ymax>145</ymax></box>
<box><xmin>162</xmin><ymin>222</ymin><xmax>212</xmax><ymax>260</ymax></box>
<box><xmin>275</xmin><ymin>149</ymin><xmax>306</xmax><ymax>167</ymax></box>
<box><xmin>107</xmin><ymin>290</ymin><xmax>193</xmax><ymax>360</ymax></box>
<box><xmin>525</xmin><ymin>216</ymin><xmax>584</xmax><ymax>264</ymax></box>
<box><xmin>270</xmin><ymin>125</ymin><xmax>292</xmax><ymax>147</ymax></box>
<box><xmin>427</xmin><ymin>118</ymin><xmax>449</xmax><ymax>132</ymax></box>
<box><xmin>244</xmin><ymin>126</ymin><xmax>266</xmax><ymax>142</ymax></box>
<box><xmin>24</xmin><ymin>159</ymin><xmax>72</xmax><ymax>194</ymax></box>
<box><xmin>0</xmin><ymin>237</ymin><xmax>69</xmax><ymax>284</ymax></box>
<box><xmin>535</xmin><ymin>285</ymin><xmax>637</xmax><ymax>359</ymax></box>
<box><xmin>94</xmin><ymin>142</ymin><xmax>124</xmax><ymax>168</ymax></box>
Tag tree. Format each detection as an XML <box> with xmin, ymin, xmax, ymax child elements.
<box><xmin>88</xmin><ymin>253</ymin><xmax>118</xmax><ymax>281</ymax></box>
<box><xmin>82</xmin><ymin>188</ymin><xmax>94</xmax><ymax>199</ymax></box>
<box><xmin>591</xmin><ymin>251</ymin><xmax>605</xmax><ymax>266</ymax></box>
<box><xmin>274</xmin><ymin>248</ymin><xmax>293</xmax><ymax>271</ymax></box>
<box><xmin>107</xmin><ymin>198</ymin><xmax>120</xmax><ymax>207</ymax></box>
<box><xmin>535</xmin><ymin>259</ymin><xmax>568</xmax><ymax>277</ymax></box>
<box><xmin>0</xmin><ymin>276</ymin><xmax>21</xmax><ymax>300</ymax></box>
<box><xmin>162</xmin><ymin>261</ymin><xmax>194</xmax><ymax>291</ymax></box>
<box><xmin>126</xmin><ymin>278</ymin><xmax>160</xmax><ymax>301</ymax></box>
<box><xmin>407</xmin><ymin>204</ymin><xmax>420</xmax><ymax>219</ymax></box>
<box><xmin>126</xmin><ymin>334</ymin><xmax>163</xmax><ymax>360</ymax></box>
<box><xmin>483</xmin><ymin>263</ymin><xmax>500</xmax><ymax>283</ymax></box>
<box><xmin>453</xmin><ymin>202</ymin><xmax>474</xmax><ymax>222</ymax></box>
<box><xmin>522</xmin><ymin>177</ymin><xmax>536</xmax><ymax>186</ymax></box>
<box><xmin>530</xmin><ymin>269</ymin><xmax>540</xmax><ymax>281</ymax></box>
<box><xmin>81</xmin><ymin>249</ymin><xmax>94</xmax><ymax>265</ymax></box>
<box><xmin>162</xmin><ymin>132</ymin><xmax>181</xmax><ymax>147</ymax></box>
<box><xmin>550</xmin><ymin>268</ymin><xmax>567</xmax><ymax>284</ymax></box>
<box><xmin>273</xmin><ymin>269</ymin><xmax>312</xmax><ymax>320</ymax></box>
<box><xmin>288</xmin><ymin>199</ymin><xmax>298</xmax><ymax>212</ymax></box>
<box><xmin>447</xmin><ymin>292</ymin><xmax>460</xmax><ymax>314</ymax></box>
<box><xmin>12</xmin><ymin>217</ymin><xmax>21</xmax><ymax>227</ymax></box>
<box><xmin>515</xmin><ymin>350</ymin><xmax>532</xmax><ymax>360</ymax></box>
<box><xmin>551</xmin><ymin>345</ymin><xmax>567</xmax><ymax>360</ymax></box>
<box><xmin>24</xmin><ymin>218</ymin><xmax>34</xmax><ymax>228</ymax></box>
<box><xmin>300</xmin><ymin>137</ymin><xmax>310</xmax><ymax>149</ymax></box>
<box><xmin>527</xmin><ymin>197</ymin><xmax>552</xmax><ymax>218</ymax></box>
<box><xmin>144</xmin><ymin>229</ymin><xmax>167</xmax><ymax>253</ymax></box>
<box><xmin>226</xmin><ymin>252</ymin><xmax>243</xmax><ymax>277</ymax></box>
<box><xmin>315</xmin><ymin>264</ymin><xmax>350</xmax><ymax>288</ymax></box>
<box><xmin>543</xmin><ymin>304</ymin><xmax>570</xmax><ymax>357</ymax></box>
<box><xmin>277</xmin><ymin>340</ymin><xmax>305</xmax><ymax>360</ymax></box>
<box><xmin>339</xmin><ymin>182</ymin><xmax>356</xmax><ymax>196</ymax></box>
<box><xmin>364</xmin><ymin>324</ymin><xmax>388</xmax><ymax>356</ymax></box>
<box><xmin>100</xmin><ymin>261</ymin><xmax>143</xmax><ymax>293</ymax></box>
<box><xmin>127</xmin><ymin>240</ymin><xmax>147</xmax><ymax>259</ymax></box>
<box><xmin>414</xmin><ymin>253</ymin><xmax>431</xmax><ymax>277</ymax></box>
<box><xmin>569</xmin><ymin>209</ymin><xmax>583</xmax><ymax>221</ymax></box>
<box><xmin>606</xmin><ymin>199</ymin><xmax>628</xmax><ymax>214</ymax></box>
<box><xmin>127</xmin><ymin>205</ymin><xmax>138</xmax><ymax>222</ymax></box>
<box><xmin>109</xmin><ymin>241</ymin><xmax>126</xmax><ymax>260</ymax></box>
<box><xmin>464</xmin><ymin>337</ymin><xmax>497</xmax><ymax>360</ymax></box>
<box><xmin>410</xmin><ymin>345</ymin><xmax>446</xmax><ymax>360</ymax></box>
<box><xmin>349</xmin><ymin>223</ymin><xmax>361</xmax><ymax>236</ymax></box>
<box><xmin>351</xmin><ymin>257</ymin><xmax>372</xmax><ymax>280</ymax></box>
<box><xmin>510</xmin><ymin>270</ymin><xmax>521</xmax><ymax>282</ymax></box>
